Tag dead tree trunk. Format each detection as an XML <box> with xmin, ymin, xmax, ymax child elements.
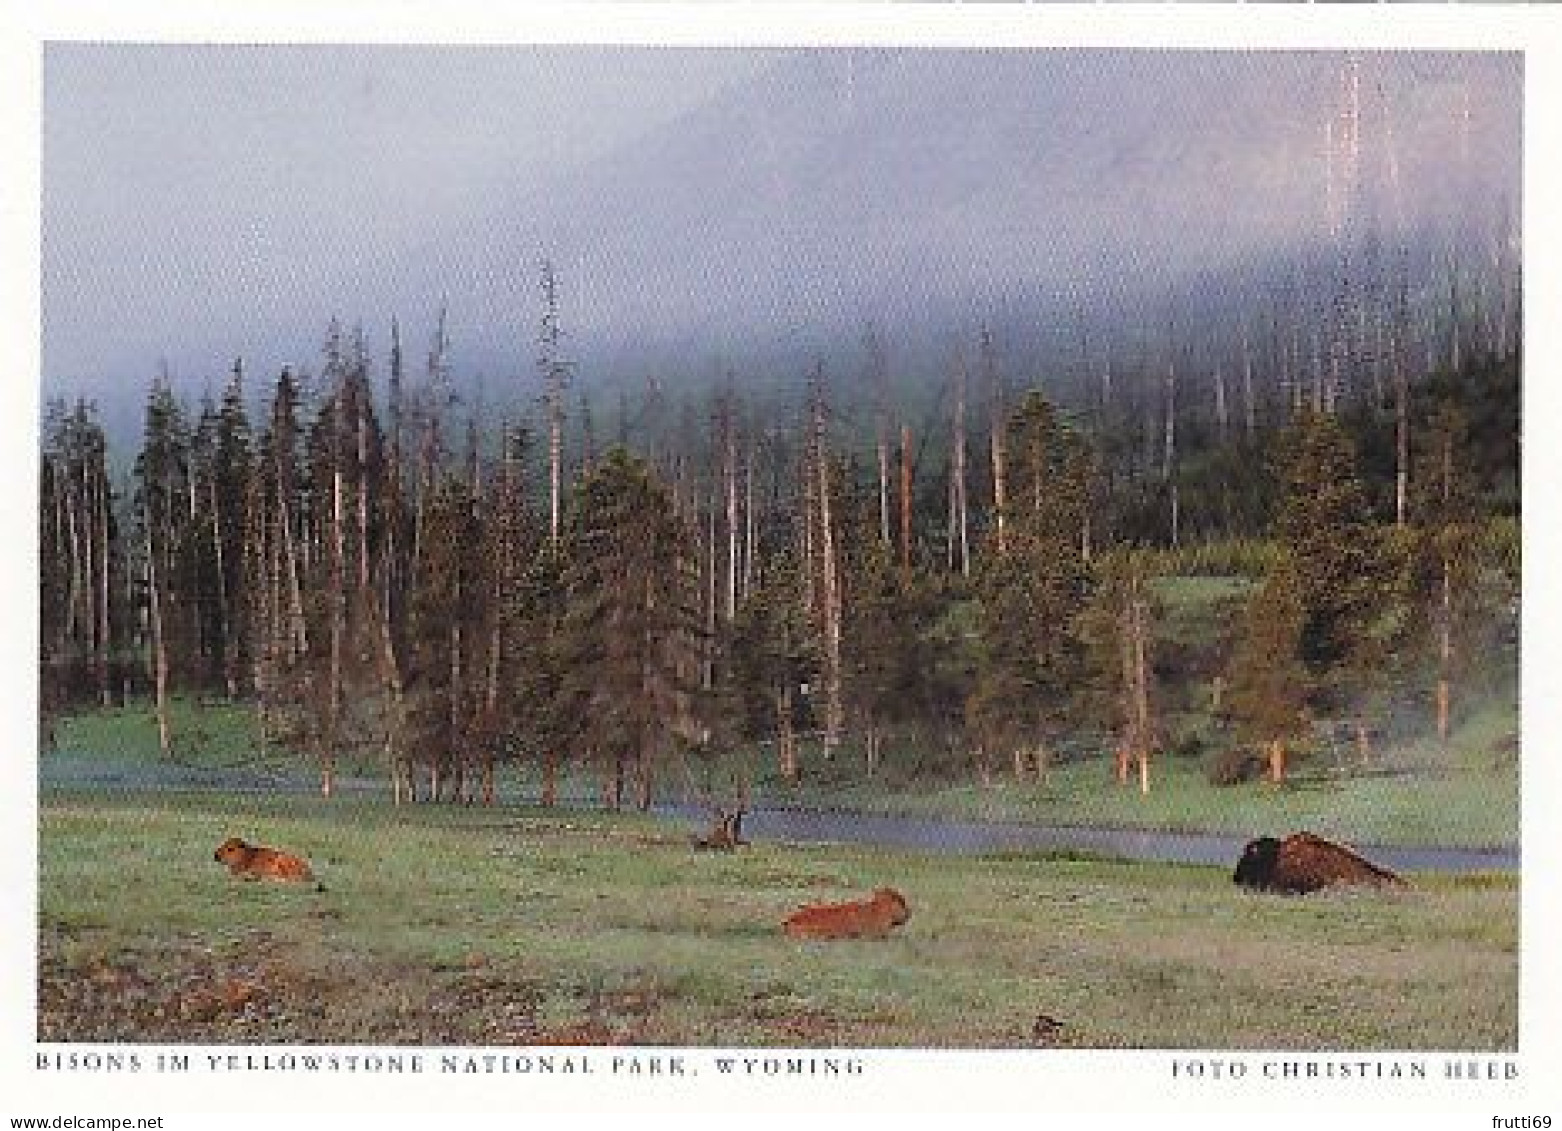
<box><xmin>1268</xmin><ymin>738</ymin><xmax>1287</xmax><ymax>785</ymax></box>
<box><xmin>1436</xmin><ymin>429</ymin><xmax>1455</xmax><ymax>747</ymax></box>
<box><xmin>868</xmin><ymin>326</ymin><xmax>892</xmax><ymax>549</ymax></box>
<box><xmin>815</xmin><ymin>391</ymin><xmax>844</xmax><ymax>763</ymax></box>
<box><xmin>324</xmin><ymin>409</ymin><xmax>346</xmax><ymax>800</ymax></box>
<box><xmin>145</xmin><ymin>509</ymin><xmax>171</xmax><ymax>760</ymax></box>
<box><xmin>1241</xmin><ymin>325</ymin><xmax>1257</xmax><ymax>442</ymax></box>
<box><xmin>539</xmin><ymin>264</ymin><xmax>570</xmax><ymax>549</ymax></box>
<box><xmin>982</xmin><ymin>326</ymin><xmax>1007</xmax><ymax>557</ymax></box>
<box><xmin>776</xmin><ymin>685</ymin><xmax>797</xmax><ymax>782</ymax></box>
<box><xmin>951</xmin><ymin>356</ymin><xmax>970</xmax><ymax>577</ymax></box>
<box><xmin>900</xmin><ymin>423</ymin><xmax>914</xmax><ymax>580</ymax></box>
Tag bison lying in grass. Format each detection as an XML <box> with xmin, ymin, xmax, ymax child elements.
<box><xmin>214</xmin><ymin>837</ymin><xmax>324</xmax><ymax>890</ymax></box>
<box><xmin>783</xmin><ymin>888</ymin><xmax>911</xmax><ymax>940</ymax></box>
<box><xmin>1233</xmin><ymin>832</ymin><xmax>1406</xmax><ymax>895</ymax></box>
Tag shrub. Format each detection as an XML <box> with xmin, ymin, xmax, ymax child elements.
<box><xmin>1206</xmin><ymin>745</ymin><xmax>1267</xmax><ymax>786</ymax></box>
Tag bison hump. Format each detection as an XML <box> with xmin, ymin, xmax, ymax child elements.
<box><xmin>1275</xmin><ymin>832</ymin><xmax>1406</xmax><ymax>893</ymax></box>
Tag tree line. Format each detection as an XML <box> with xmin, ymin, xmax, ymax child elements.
<box><xmin>40</xmin><ymin>266</ymin><xmax>1520</xmax><ymax>808</ymax></box>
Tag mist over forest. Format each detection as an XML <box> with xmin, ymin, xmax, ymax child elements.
<box><xmin>41</xmin><ymin>42</ymin><xmax>1521</xmax><ymax>819</ymax></box>
<box><xmin>44</xmin><ymin>47</ymin><xmax>1519</xmax><ymax>454</ymax></box>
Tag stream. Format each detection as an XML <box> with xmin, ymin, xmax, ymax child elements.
<box><xmin>40</xmin><ymin>755</ymin><xmax>1518</xmax><ymax>873</ymax></box>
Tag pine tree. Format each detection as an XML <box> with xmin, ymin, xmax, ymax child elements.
<box><xmin>556</xmin><ymin>449</ymin><xmax>702</xmax><ymax>811</ymax></box>
<box><xmin>1225</xmin><ymin>561</ymin><xmax>1311</xmax><ymax>783</ymax></box>
<box><xmin>967</xmin><ymin>391</ymin><xmax>1090</xmax><ymax>780</ymax></box>
<box><xmin>133</xmin><ymin>373</ymin><xmax>193</xmax><ymax>757</ymax></box>
<box><xmin>213</xmin><ymin>360</ymin><xmax>253</xmax><ymax>697</ymax></box>
<box><xmin>250</xmin><ymin>368</ymin><xmax>309</xmax><ymax>756</ymax></box>
<box><xmin>725</xmin><ymin>549</ymin><xmax>814</xmax><ymax>782</ymax></box>
<box><xmin>404</xmin><ymin>471</ymin><xmax>482</xmax><ymax>802</ymax></box>
<box><xmin>842</xmin><ymin>540</ymin><xmax>924</xmax><ymax>777</ymax></box>
<box><xmin>1273</xmin><ymin>409</ymin><xmax>1389</xmax><ymax>757</ymax></box>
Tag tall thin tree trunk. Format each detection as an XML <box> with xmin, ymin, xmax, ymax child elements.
<box><xmin>953</xmin><ymin>357</ymin><xmax>969</xmax><ymax>577</ymax></box>
<box><xmin>743</xmin><ymin>443</ymin><xmax>756</xmax><ymax>603</ymax></box>
<box><xmin>705</xmin><ymin>489</ymin><xmax>718</xmax><ymax>689</ymax></box>
<box><xmin>371</xmin><ymin>577</ymin><xmax>408</xmax><ymax>805</ymax></box>
<box><xmin>1394</xmin><ymin>325</ymin><xmax>1411</xmax><ymax>527</ymax></box>
<box><xmin>357</xmin><ymin>391</ymin><xmax>371</xmax><ymax>597</ymax></box>
<box><xmin>900</xmin><ymin>423</ymin><xmax>914</xmax><ymax>580</ymax></box>
<box><xmin>324</xmin><ymin>400</ymin><xmax>347</xmax><ymax>799</ymax></box>
<box><xmin>725</xmin><ymin>399</ymin><xmax>739</xmax><ymax>622</ymax></box>
<box><xmin>449</xmin><ymin>621</ymin><xmax>463</xmax><ymax>805</ymax></box>
<box><xmin>145</xmin><ymin>505</ymin><xmax>171</xmax><ymax>760</ymax></box>
<box><xmin>983</xmin><ymin>328</ymin><xmax>1007</xmax><ymax>556</ymax></box>
<box><xmin>1214</xmin><ymin>362</ymin><xmax>1229</xmax><ymax>444</ymax></box>
<box><xmin>543</xmin><ymin>748</ymin><xmax>558</xmax><ymax>808</ymax></box>
<box><xmin>210</xmin><ymin>477</ymin><xmax>233</xmax><ymax>697</ymax></box>
<box><xmin>1132</xmin><ymin>588</ymin><xmax>1152</xmax><ymax>795</ymax></box>
<box><xmin>777</xmin><ymin>685</ymin><xmax>797</xmax><ymax>781</ymax></box>
<box><xmin>95</xmin><ymin>468</ymin><xmax>111</xmax><ymax>707</ymax></box>
<box><xmin>1163</xmin><ymin>353</ymin><xmax>1179</xmax><ymax>545</ymax></box>
<box><xmin>816</xmin><ymin>397</ymin><xmax>843</xmax><ymax>762</ymax></box>
<box><xmin>1437</xmin><ymin>429</ymin><xmax>1455</xmax><ymax>747</ymax></box>
<box><xmin>869</xmin><ymin>327</ymin><xmax>892</xmax><ymax>549</ymax></box>
<box><xmin>1241</xmin><ymin>326</ymin><xmax>1257</xmax><ymax>441</ymax></box>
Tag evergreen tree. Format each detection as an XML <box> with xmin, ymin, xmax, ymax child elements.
<box><xmin>967</xmin><ymin>391</ymin><xmax>1090</xmax><ymax>780</ymax></box>
<box><xmin>1273</xmin><ymin>410</ymin><xmax>1389</xmax><ymax>740</ymax></box>
<box><xmin>133</xmin><ymin>373</ymin><xmax>193</xmax><ymax>756</ymax></box>
<box><xmin>250</xmin><ymin>368</ymin><xmax>309</xmax><ymax>755</ymax></box>
<box><xmin>404</xmin><ymin>471</ymin><xmax>483</xmax><ymax>801</ymax></box>
<box><xmin>556</xmin><ymin>448</ymin><xmax>703</xmax><ymax>810</ymax></box>
<box><xmin>1225</xmin><ymin>560</ymin><xmax>1311</xmax><ymax>783</ymax></box>
<box><xmin>841</xmin><ymin>541</ymin><xmax>925</xmax><ymax>776</ymax></box>
<box><xmin>213</xmin><ymin>360</ymin><xmax>253</xmax><ymax>697</ymax></box>
<box><xmin>724</xmin><ymin>549</ymin><xmax>814</xmax><ymax>783</ymax></box>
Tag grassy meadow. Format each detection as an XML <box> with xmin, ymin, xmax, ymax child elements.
<box><xmin>38</xmin><ymin>787</ymin><xmax>1518</xmax><ymax>1050</ymax></box>
<box><xmin>39</xmin><ymin>567</ymin><xmax>1519</xmax><ymax>1049</ymax></box>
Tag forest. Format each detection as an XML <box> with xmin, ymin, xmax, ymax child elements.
<box><xmin>38</xmin><ymin>245</ymin><xmax>1522</xmax><ymax>825</ymax></box>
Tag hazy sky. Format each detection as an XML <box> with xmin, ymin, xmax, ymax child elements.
<box><xmin>42</xmin><ymin>45</ymin><xmax>1520</xmax><ymax>408</ymax></box>
<box><xmin>44</xmin><ymin>45</ymin><xmax>771</xmax><ymax>391</ymax></box>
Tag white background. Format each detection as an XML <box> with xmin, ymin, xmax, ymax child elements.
<box><xmin>2</xmin><ymin>2</ymin><xmax>1557</xmax><ymax>1124</ymax></box>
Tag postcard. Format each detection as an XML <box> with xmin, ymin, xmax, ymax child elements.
<box><xmin>6</xmin><ymin>1</ymin><xmax>1558</xmax><ymax>1123</ymax></box>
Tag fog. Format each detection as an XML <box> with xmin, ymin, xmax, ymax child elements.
<box><xmin>43</xmin><ymin>45</ymin><xmax>1520</xmax><ymax>424</ymax></box>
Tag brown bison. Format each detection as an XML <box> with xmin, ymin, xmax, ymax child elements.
<box><xmin>1233</xmin><ymin>832</ymin><xmax>1406</xmax><ymax>895</ymax></box>
<box><xmin>782</xmin><ymin>887</ymin><xmax>911</xmax><ymax>940</ymax></box>
<box><xmin>214</xmin><ymin>837</ymin><xmax>323</xmax><ymax>889</ymax></box>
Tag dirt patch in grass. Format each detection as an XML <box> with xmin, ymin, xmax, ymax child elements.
<box><xmin>38</xmin><ymin>926</ymin><xmax>624</xmax><ymax>1046</ymax></box>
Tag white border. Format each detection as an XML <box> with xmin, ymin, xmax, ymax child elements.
<box><xmin>4</xmin><ymin>2</ymin><xmax>1558</xmax><ymax>1122</ymax></box>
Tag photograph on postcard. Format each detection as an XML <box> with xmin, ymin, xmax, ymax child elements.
<box><xmin>36</xmin><ymin>43</ymin><xmax>1520</xmax><ymax>1054</ymax></box>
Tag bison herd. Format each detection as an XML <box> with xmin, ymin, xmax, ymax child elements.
<box><xmin>212</xmin><ymin>826</ymin><xmax>1404</xmax><ymax>940</ymax></box>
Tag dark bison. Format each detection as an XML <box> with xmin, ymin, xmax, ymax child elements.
<box><xmin>1233</xmin><ymin>832</ymin><xmax>1406</xmax><ymax>894</ymax></box>
<box><xmin>691</xmin><ymin>809</ymin><xmax>749</xmax><ymax>852</ymax></box>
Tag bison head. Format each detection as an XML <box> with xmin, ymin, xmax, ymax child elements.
<box><xmin>1232</xmin><ymin>836</ymin><xmax>1282</xmax><ymax>889</ymax></box>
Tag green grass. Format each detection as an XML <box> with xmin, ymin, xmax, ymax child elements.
<box><xmin>47</xmin><ymin>689</ymin><xmax>1519</xmax><ymax>850</ymax></box>
<box><xmin>49</xmin><ymin>697</ymin><xmax>387</xmax><ymax>782</ymax></box>
<box><xmin>761</xmin><ymin>746</ymin><xmax>1518</xmax><ymax>851</ymax></box>
<box><xmin>53</xmin><ymin>698</ymin><xmax>264</xmax><ymax>766</ymax></box>
<box><xmin>37</xmin><ymin>789</ymin><xmax>1517</xmax><ymax>1049</ymax></box>
<box><xmin>1152</xmin><ymin>573</ymin><xmax>1255</xmax><ymax>629</ymax></box>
